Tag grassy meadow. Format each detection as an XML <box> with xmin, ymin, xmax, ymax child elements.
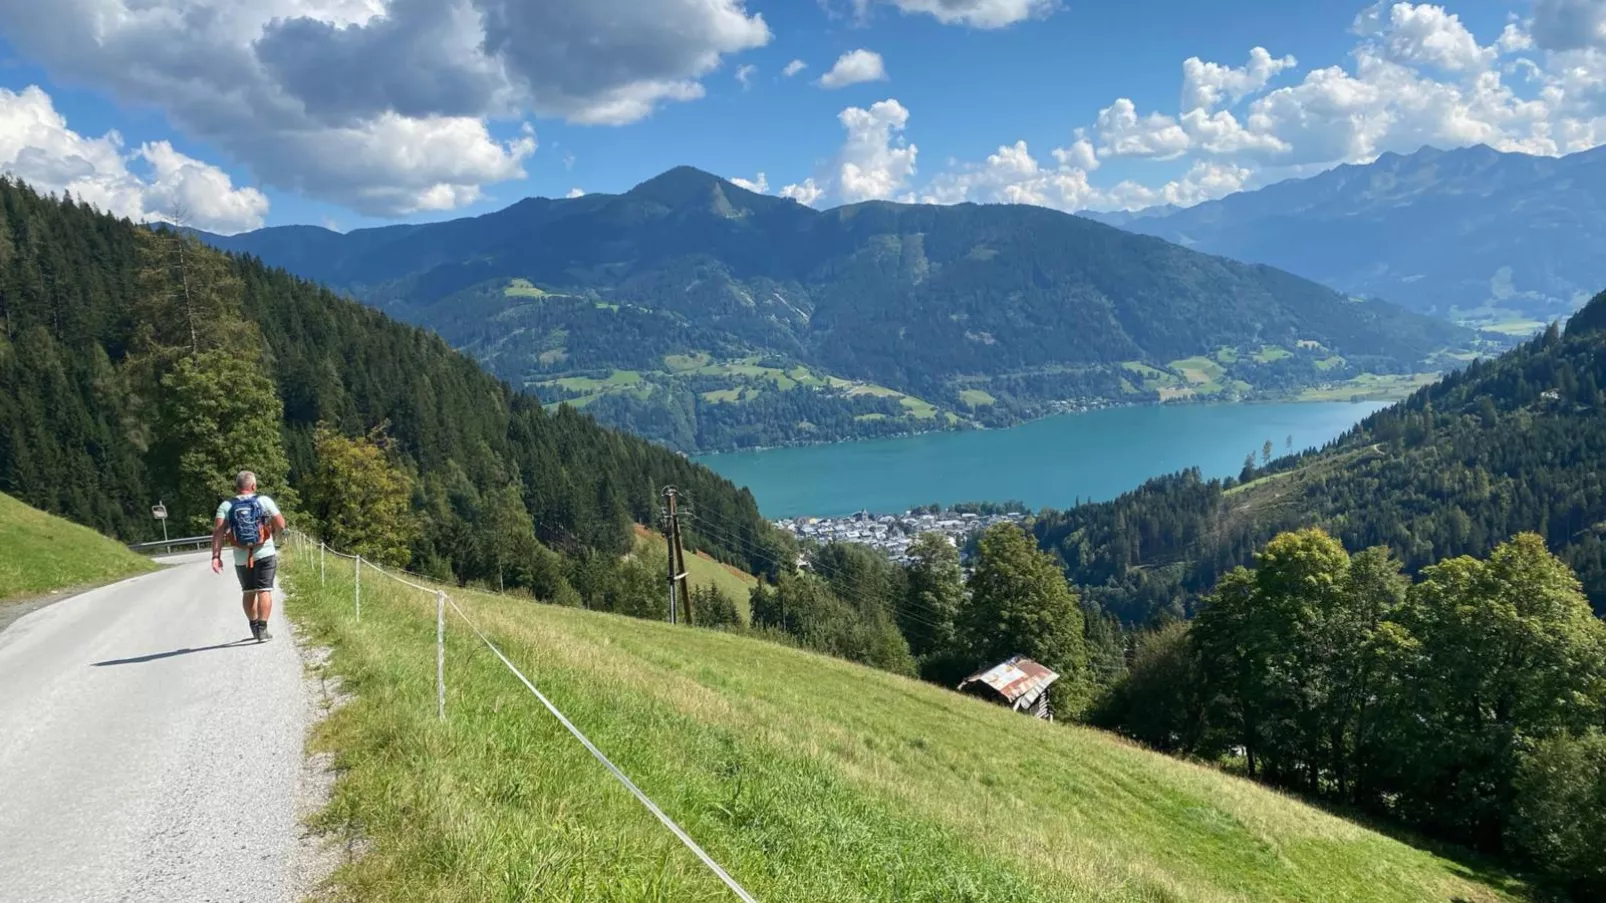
<box><xmin>632</xmin><ymin>525</ymin><xmax>759</xmax><ymax>620</ymax></box>
<box><xmin>0</xmin><ymin>491</ymin><xmax>155</xmax><ymax>605</ymax></box>
<box><xmin>284</xmin><ymin>549</ymin><xmax>1528</xmax><ymax>903</ymax></box>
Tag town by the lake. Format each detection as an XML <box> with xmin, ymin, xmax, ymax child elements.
<box><xmin>772</xmin><ymin>507</ymin><xmax>1030</xmax><ymax>563</ymax></box>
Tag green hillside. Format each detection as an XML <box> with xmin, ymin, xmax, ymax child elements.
<box><xmin>0</xmin><ymin>491</ymin><xmax>154</xmax><ymax>604</ymax></box>
<box><xmin>0</xmin><ymin>178</ymin><xmax>781</xmax><ymax>592</ymax></box>
<box><xmin>633</xmin><ymin>524</ymin><xmax>759</xmax><ymax>620</ymax></box>
<box><xmin>201</xmin><ymin>168</ymin><xmax>1487</xmax><ymax>452</ymax></box>
<box><xmin>285</xmin><ymin>550</ymin><xmax>1524</xmax><ymax>902</ymax></box>
<box><xmin>1034</xmin><ymin>290</ymin><xmax>1606</xmax><ymax>626</ymax></box>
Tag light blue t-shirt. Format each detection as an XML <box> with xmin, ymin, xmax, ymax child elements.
<box><xmin>216</xmin><ymin>494</ymin><xmax>282</xmax><ymax>566</ymax></box>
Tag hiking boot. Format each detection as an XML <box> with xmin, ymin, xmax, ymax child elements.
<box><xmin>249</xmin><ymin>619</ymin><xmax>262</xmax><ymax>641</ymax></box>
<box><xmin>257</xmin><ymin>623</ymin><xmax>273</xmax><ymax>642</ymax></box>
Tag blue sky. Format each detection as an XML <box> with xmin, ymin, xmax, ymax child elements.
<box><xmin>0</xmin><ymin>0</ymin><xmax>1597</xmax><ymax>233</ymax></box>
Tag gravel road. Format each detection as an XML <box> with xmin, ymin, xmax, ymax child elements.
<box><xmin>0</xmin><ymin>551</ymin><xmax>312</xmax><ymax>902</ymax></box>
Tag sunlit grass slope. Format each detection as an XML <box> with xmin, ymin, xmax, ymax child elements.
<box><xmin>0</xmin><ymin>492</ymin><xmax>155</xmax><ymax>604</ymax></box>
<box><xmin>285</xmin><ymin>551</ymin><xmax>1526</xmax><ymax>903</ymax></box>
<box><xmin>633</xmin><ymin>524</ymin><xmax>759</xmax><ymax>621</ymax></box>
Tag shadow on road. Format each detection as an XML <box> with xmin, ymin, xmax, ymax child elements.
<box><xmin>91</xmin><ymin>638</ymin><xmax>259</xmax><ymax>666</ymax></box>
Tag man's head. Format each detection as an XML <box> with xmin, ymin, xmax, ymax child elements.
<box><xmin>235</xmin><ymin>470</ymin><xmax>258</xmax><ymax>494</ymax></box>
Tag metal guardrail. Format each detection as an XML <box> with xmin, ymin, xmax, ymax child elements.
<box><xmin>126</xmin><ymin>535</ymin><xmax>213</xmax><ymax>555</ymax></box>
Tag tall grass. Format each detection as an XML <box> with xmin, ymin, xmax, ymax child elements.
<box><xmin>285</xmin><ymin>550</ymin><xmax>1528</xmax><ymax>902</ymax></box>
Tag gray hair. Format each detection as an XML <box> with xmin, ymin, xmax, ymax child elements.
<box><xmin>235</xmin><ymin>470</ymin><xmax>258</xmax><ymax>492</ymax></box>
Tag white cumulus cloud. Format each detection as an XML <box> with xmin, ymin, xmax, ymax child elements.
<box><xmin>0</xmin><ymin>0</ymin><xmax>770</xmax><ymax>216</ymax></box>
<box><xmin>819</xmin><ymin>49</ymin><xmax>889</xmax><ymax>89</ymax></box>
<box><xmin>855</xmin><ymin>0</ymin><xmax>1059</xmax><ymax>29</ymax></box>
<box><xmin>736</xmin><ymin>64</ymin><xmax>758</xmax><ymax>89</ymax></box>
<box><xmin>1182</xmin><ymin>47</ymin><xmax>1298</xmax><ymax>112</ymax></box>
<box><xmin>780</xmin><ymin>178</ymin><xmax>825</xmax><ymax>205</ymax></box>
<box><xmin>0</xmin><ymin>85</ymin><xmax>267</xmax><ymax>233</ymax></box>
<box><xmin>837</xmin><ymin>98</ymin><xmax>918</xmax><ymax>202</ymax></box>
<box><xmin>783</xmin><ymin>59</ymin><xmax>808</xmax><ymax>77</ymax></box>
<box><xmin>729</xmin><ymin>172</ymin><xmax>769</xmax><ymax>192</ymax></box>
<box><xmin>1354</xmin><ymin>2</ymin><xmax>1498</xmax><ymax>72</ymax></box>
<box><xmin>913</xmin><ymin>1</ymin><xmax>1606</xmax><ymax>216</ymax></box>
<box><xmin>1095</xmin><ymin>99</ymin><xmax>1192</xmax><ymax>159</ymax></box>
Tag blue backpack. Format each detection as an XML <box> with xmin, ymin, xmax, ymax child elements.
<box><xmin>228</xmin><ymin>496</ymin><xmax>267</xmax><ymax>549</ymax></box>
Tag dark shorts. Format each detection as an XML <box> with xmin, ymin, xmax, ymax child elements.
<box><xmin>235</xmin><ymin>556</ymin><xmax>278</xmax><ymax>592</ymax></box>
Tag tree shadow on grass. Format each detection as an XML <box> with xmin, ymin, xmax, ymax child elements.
<box><xmin>1216</xmin><ymin>768</ymin><xmax>1557</xmax><ymax>902</ymax></box>
<box><xmin>91</xmin><ymin>637</ymin><xmax>259</xmax><ymax>666</ymax></box>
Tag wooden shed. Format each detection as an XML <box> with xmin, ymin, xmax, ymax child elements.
<box><xmin>957</xmin><ymin>655</ymin><xmax>1060</xmax><ymax>720</ymax></box>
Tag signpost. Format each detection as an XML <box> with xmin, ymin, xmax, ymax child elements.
<box><xmin>151</xmin><ymin>501</ymin><xmax>168</xmax><ymax>543</ymax></box>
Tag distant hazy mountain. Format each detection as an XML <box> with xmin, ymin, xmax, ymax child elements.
<box><xmin>1089</xmin><ymin>144</ymin><xmax>1606</xmax><ymax>324</ymax></box>
<box><xmin>201</xmin><ymin>167</ymin><xmax>1477</xmax><ymax>452</ymax></box>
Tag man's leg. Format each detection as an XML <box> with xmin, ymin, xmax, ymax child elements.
<box><xmin>256</xmin><ymin>589</ymin><xmax>274</xmax><ymax>622</ymax></box>
<box><xmin>241</xmin><ymin>593</ymin><xmax>257</xmax><ymax>620</ymax></box>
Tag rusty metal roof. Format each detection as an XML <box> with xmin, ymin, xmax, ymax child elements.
<box><xmin>957</xmin><ymin>656</ymin><xmax>1059</xmax><ymax>707</ymax></box>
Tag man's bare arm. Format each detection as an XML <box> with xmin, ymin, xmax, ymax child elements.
<box><xmin>211</xmin><ymin>518</ymin><xmax>228</xmax><ymax>573</ymax></box>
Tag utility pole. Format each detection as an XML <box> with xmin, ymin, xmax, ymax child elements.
<box><xmin>661</xmin><ymin>487</ymin><xmax>693</xmax><ymax>625</ymax></box>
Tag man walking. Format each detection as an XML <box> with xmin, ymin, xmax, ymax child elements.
<box><xmin>211</xmin><ymin>471</ymin><xmax>287</xmax><ymax>642</ymax></box>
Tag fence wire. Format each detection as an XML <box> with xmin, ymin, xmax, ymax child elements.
<box><xmin>281</xmin><ymin>530</ymin><xmax>758</xmax><ymax>902</ymax></box>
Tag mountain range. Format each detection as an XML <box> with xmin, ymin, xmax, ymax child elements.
<box><xmin>1090</xmin><ymin>143</ymin><xmax>1606</xmax><ymax>327</ymax></box>
<box><xmin>202</xmin><ymin>167</ymin><xmax>1476</xmax><ymax>452</ymax></box>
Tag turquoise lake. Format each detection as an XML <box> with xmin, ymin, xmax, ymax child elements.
<box><xmin>695</xmin><ymin>401</ymin><xmax>1390</xmax><ymax>518</ymax></box>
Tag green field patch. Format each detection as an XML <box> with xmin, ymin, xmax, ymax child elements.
<box><xmin>854</xmin><ymin>413</ymin><xmax>888</xmax><ymax>422</ymax></box>
<box><xmin>1253</xmin><ymin>346</ymin><xmax>1293</xmax><ymax>363</ymax></box>
<box><xmin>1158</xmin><ymin>386</ymin><xmax>1196</xmax><ymax>401</ymax></box>
<box><xmin>701</xmin><ymin>388</ymin><xmax>742</xmax><ymax>403</ymax></box>
<box><xmin>899</xmin><ymin>396</ymin><xmax>939</xmax><ymax>419</ymax></box>
<box><xmin>1121</xmin><ymin>361</ymin><xmax>1182</xmax><ymax>389</ymax></box>
<box><xmin>1296</xmin><ymin>372</ymin><xmax>1439</xmax><ymax>402</ymax></box>
<box><xmin>1225</xmin><ymin>469</ymin><xmax>1297</xmax><ymax>497</ymax></box>
<box><xmin>633</xmin><ymin>526</ymin><xmax>757</xmax><ymax>621</ymax></box>
<box><xmin>554</xmin><ymin>371</ymin><xmax>642</xmax><ymax>393</ymax></box>
<box><xmin>1215</xmin><ymin>347</ymin><xmax>1241</xmax><ymax>364</ymax></box>
<box><xmin>663</xmin><ymin>352</ymin><xmax>712</xmax><ymax>372</ymax></box>
<box><xmin>1314</xmin><ymin>356</ymin><xmax>1346</xmax><ymax>371</ymax></box>
<box><xmin>1475</xmin><ymin>318</ymin><xmax>1549</xmax><ymax>337</ymax></box>
<box><xmin>1168</xmin><ymin>356</ymin><xmax>1226</xmax><ymax>386</ymax></box>
<box><xmin>1120</xmin><ymin>361</ymin><xmax>1170</xmax><ymax>379</ymax></box>
<box><xmin>504</xmin><ymin>278</ymin><xmax>550</xmax><ymax>298</ymax></box>
<box><xmin>958</xmin><ymin>389</ymin><xmax>996</xmax><ymax>408</ymax></box>
<box><xmin>839</xmin><ymin>381</ymin><xmax>901</xmax><ymax>398</ymax></box>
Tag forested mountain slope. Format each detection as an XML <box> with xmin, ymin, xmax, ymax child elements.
<box><xmin>1038</xmin><ymin>290</ymin><xmax>1606</xmax><ymax>624</ymax></box>
<box><xmin>1092</xmin><ymin>144</ymin><xmax>1606</xmax><ymax>326</ymax></box>
<box><xmin>0</xmin><ymin>179</ymin><xmax>781</xmax><ymax>585</ymax></box>
<box><xmin>202</xmin><ymin>167</ymin><xmax>1480</xmax><ymax>452</ymax></box>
